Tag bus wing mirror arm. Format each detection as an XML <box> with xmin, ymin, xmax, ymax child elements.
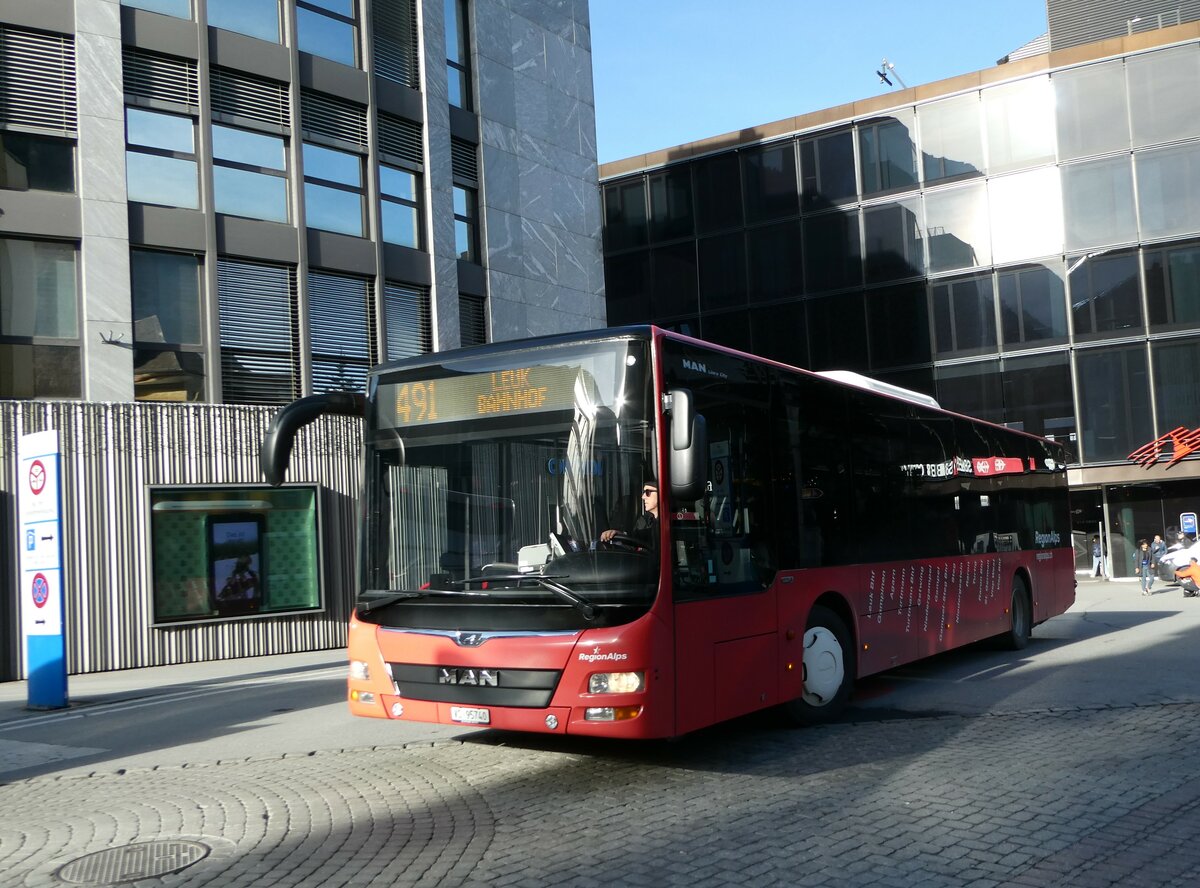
<box><xmin>260</xmin><ymin>392</ymin><xmax>367</xmax><ymax>486</ymax></box>
<box><xmin>667</xmin><ymin>388</ymin><xmax>707</xmax><ymax>502</ymax></box>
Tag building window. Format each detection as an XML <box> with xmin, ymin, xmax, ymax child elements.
<box><xmin>309</xmin><ymin>271</ymin><xmax>374</xmax><ymax>392</ymax></box>
<box><xmin>0</xmin><ymin>132</ymin><xmax>74</xmax><ymax>193</ymax></box>
<box><xmin>1152</xmin><ymin>337</ymin><xmax>1200</xmax><ymax>437</ymax></box>
<box><xmin>0</xmin><ymin>238</ymin><xmax>80</xmax><ymax>399</ymax></box>
<box><xmin>218</xmin><ymin>258</ymin><xmax>299</xmax><ymax>404</ymax></box>
<box><xmin>381</xmin><ymin>165</ymin><xmax>421</xmax><ymax>248</ymax></box>
<box><xmin>932</xmin><ymin>273</ymin><xmax>997</xmax><ymax>357</ymax></box>
<box><xmin>459</xmin><ymin>293</ymin><xmax>486</xmax><ymax>346</ymax></box>
<box><xmin>858</xmin><ymin>111</ymin><xmax>917</xmax><ymax>196</ymax></box>
<box><xmin>603</xmin><ymin>180</ymin><xmax>648</xmax><ymax>251</ymax></box>
<box><xmin>445</xmin><ymin>0</ymin><xmax>472</xmax><ymax>109</ymax></box>
<box><xmin>451</xmin><ymin>137</ymin><xmax>479</xmax><ymax>262</ymax></box>
<box><xmin>374</xmin><ymin>0</ymin><xmax>420</xmax><ymax>89</ymax></box>
<box><xmin>213</xmin><ymin>125</ymin><xmax>288</xmax><ymax>223</ymax></box>
<box><xmin>1135</xmin><ymin>142</ymin><xmax>1200</xmax><ymax>242</ymax></box>
<box><xmin>1068</xmin><ymin>249</ymin><xmax>1141</xmax><ymax>339</ymax></box>
<box><xmin>1001</xmin><ymin>352</ymin><xmax>1076</xmax><ymax>459</ymax></box>
<box><xmin>998</xmin><ymin>262</ymin><xmax>1067</xmax><ymax>347</ymax></box>
<box><xmin>1053</xmin><ymin>59</ymin><xmax>1129</xmax><ymax>162</ymax></box>
<box><xmin>131</xmin><ymin>249</ymin><xmax>205</xmax><ymax>402</ymax></box>
<box><xmin>917</xmin><ymin>92</ymin><xmax>984</xmax><ymax>185</ymax></box>
<box><xmin>863</xmin><ymin>198</ymin><xmax>924</xmax><ymax>283</ymax></box>
<box><xmin>297</xmin><ymin>0</ymin><xmax>358</xmax><ymax>67</ymax></box>
<box><xmin>303</xmin><ymin>142</ymin><xmax>364</xmax><ymax>236</ymax></box>
<box><xmin>207</xmin><ymin>0</ymin><xmax>281</xmax><ymax>43</ymax></box>
<box><xmin>121</xmin><ymin>0</ymin><xmax>192</xmax><ymax>19</ymax></box>
<box><xmin>384</xmin><ymin>281</ymin><xmax>432</xmax><ymax>358</ymax></box>
<box><xmin>1145</xmin><ymin>241</ymin><xmax>1200</xmax><ymax>331</ymax></box>
<box><xmin>799</xmin><ymin>130</ymin><xmax>855</xmax><ymax>210</ymax></box>
<box><xmin>648</xmin><ymin>168</ymin><xmax>694</xmax><ymax>242</ymax></box>
<box><xmin>924</xmin><ymin>182</ymin><xmax>990</xmax><ymax>273</ymax></box>
<box><xmin>125</xmin><ymin>107</ymin><xmax>199</xmax><ymax>209</ymax></box>
<box><xmin>1076</xmin><ymin>345</ymin><xmax>1151</xmax><ymax>463</ymax></box>
<box><xmin>1062</xmin><ymin>156</ymin><xmax>1137</xmax><ymax>253</ymax></box>
<box><xmin>1126</xmin><ymin>44</ymin><xmax>1200</xmax><ymax>149</ymax></box>
<box><xmin>935</xmin><ymin>360</ymin><xmax>1004</xmax><ymax>425</ymax></box>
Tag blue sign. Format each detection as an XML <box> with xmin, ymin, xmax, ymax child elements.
<box><xmin>1182</xmin><ymin>512</ymin><xmax>1197</xmax><ymax>536</ymax></box>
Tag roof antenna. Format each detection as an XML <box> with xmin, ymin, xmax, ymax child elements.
<box><xmin>876</xmin><ymin>57</ymin><xmax>907</xmax><ymax>89</ymax></box>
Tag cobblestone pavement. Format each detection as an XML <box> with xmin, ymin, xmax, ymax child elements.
<box><xmin>3</xmin><ymin>697</ymin><xmax>1199</xmax><ymax>887</ymax></box>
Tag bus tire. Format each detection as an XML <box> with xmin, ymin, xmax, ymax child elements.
<box><xmin>1000</xmin><ymin>577</ymin><xmax>1032</xmax><ymax>651</ymax></box>
<box><xmin>782</xmin><ymin>605</ymin><xmax>854</xmax><ymax>726</ymax></box>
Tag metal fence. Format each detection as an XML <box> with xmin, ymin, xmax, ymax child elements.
<box><xmin>0</xmin><ymin>401</ymin><xmax>362</xmax><ymax>681</ymax></box>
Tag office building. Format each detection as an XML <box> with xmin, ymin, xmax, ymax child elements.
<box><xmin>0</xmin><ymin>0</ymin><xmax>601</xmax><ymax>677</ymax></box>
<box><xmin>599</xmin><ymin>13</ymin><xmax>1200</xmax><ymax>576</ymax></box>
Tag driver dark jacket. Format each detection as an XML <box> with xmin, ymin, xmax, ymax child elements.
<box><xmin>630</xmin><ymin>510</ymin><xmax>659</xmax><ymax>548</ymax></box>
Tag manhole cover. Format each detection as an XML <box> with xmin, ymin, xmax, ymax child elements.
<box><xmin>56</xmin><ymin>840</ymin><xmax>210</xmax><ymax>885</ymax></box>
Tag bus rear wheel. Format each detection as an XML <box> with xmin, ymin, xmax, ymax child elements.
<box><xmin>782</xmin><ymin>605</ymin><xmax>854</xmax><ymax>726</ymax></box>
<box><xmin>1000</xmin><ymin>577</ymin><xmax>1032</xmax><ymax>651</ymax></box>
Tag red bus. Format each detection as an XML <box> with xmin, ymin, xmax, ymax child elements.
<box><xmin>262</xmin><ymin>326</ymin><xmax>1075</xmax><ymax>739</ymax></box>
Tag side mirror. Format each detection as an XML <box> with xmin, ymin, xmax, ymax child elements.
<box><xmin>260</xmin><ymin>392</ymin><xmax>366</xmax><ymax>486</ymax></box>
<box><xmin>668</xmin><ymin>388</ymin><xmax>707</xmax><ymax>502</ymax></box>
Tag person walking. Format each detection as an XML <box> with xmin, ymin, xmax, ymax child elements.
<box><xmin>1133</xmin><ymin>539</ymin><xmax>1154</xmax><ymax>595</ymax></box>
<box><xmin>1091</xmin><ymin>535</ymin><xmax>1104</xmax><ymax>577</ymax></box>
<box><xmin>1150</xmin><ymin>534</ymin><xmax>1167</xmax><ymax>567</ymax></box>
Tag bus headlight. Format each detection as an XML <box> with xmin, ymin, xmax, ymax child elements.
<box><xmin>349</xmin><ymin>660</ymin><xmax>370</xmax><ymax>681</ymax></box>
<box><xmin>588</xmin><ymin>671</ymin><xmax>644</xmax><ymax>694</ymax></box>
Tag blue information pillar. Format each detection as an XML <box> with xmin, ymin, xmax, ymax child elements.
<box><xmin>18</xmin><ymin>430</ymin><xmax>68</xmax><ymax>709</ymax></box>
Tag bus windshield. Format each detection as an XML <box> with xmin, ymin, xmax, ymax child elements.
<box><xmin>359</xmin><ymin>338</ymin><xmax>659</xmax><ymax>630</ymax></box>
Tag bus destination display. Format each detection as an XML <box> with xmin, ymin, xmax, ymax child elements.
<box><xmin>383</xmin><ymin>364</ymin><xmax>584</xmax><ymax>427</ymax></box>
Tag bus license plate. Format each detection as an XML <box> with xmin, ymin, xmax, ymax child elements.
<box><xmin>450</xmin><ymin>706</ymin><xmax>490</xmax><ymax>725</ymax></box>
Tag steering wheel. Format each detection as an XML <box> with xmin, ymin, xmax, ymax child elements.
<box><xmin>603</xmin><ymin>533</ymin><xmax>644</xmax><ymax>552</ymax></box>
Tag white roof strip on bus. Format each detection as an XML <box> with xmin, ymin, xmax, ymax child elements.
<box><xmin>815</xmin><ymin>370</ymin><xmax>942</xmax><ymax>410</ymax></box>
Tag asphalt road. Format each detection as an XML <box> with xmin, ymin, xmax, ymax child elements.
<box><xmin>1</xmin><ymin>575</ymin><xmax>1198</xmax><ymax>887</ymax></box>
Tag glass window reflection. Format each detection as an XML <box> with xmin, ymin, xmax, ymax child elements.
<box><xmin>988</xmin><ymin>167</ymin><xmax>1062</xmax><ymax>264</ymax></box>
<box><xmin>1127</xmin><ymin>44</ymin><xmax>1200</xmax><ymax>148</ymax></box>
<box><xmin>800</xmin><ymin>130</ymin><xmax>855</xmax><ymax>210</ymax></box>
<box><xmin>742</xmin><ymin>143</ymin><xmax>798</xmax><ymax>222</ymax></box>
<box><xmin>648</xmin><ymin>168</ymin><xmax>694</xmax><ymax>241</ymax></box>
<box><xmin>1136</xmin><ymin>142</ymin><xmax>1200</xmax><ymax>241</ymax></box>
<box><xmin>747</xmin><ymin>221</ymin><xmax>802</xmax><ymax>302</ymax></box>
<box><xmin>935</xmin><ymin>359</ymin><xmax>1004</xmax><ymax>424</ymax></box>
<box><xmin>127</xmin><ymin>153</ymin><xmax>199</xmax><ymax>208</ymax></box>
<box><xmin>303</xmin><ymin>142</ymin><xmax>361</xmax><ymax>186</ymax></box>
<box><xmin>1054</xmin><ymin>60</ymin><xmax>1129</xmax><ymax>161</ymax></box>
<box><xmin>1068</xmin><ymin>249</ymin><xmax>1141</xmax><ymax>338</ymax></box>
<box><xmin>131</xmin><ymin>250</ymin><xmax>202</xmax><ymax>346</ymax></box>
<box><xmin>207</xmin><ymin>0</ymin><xmax>279</xmax><ymax>42</ymax></box>
<box><xmin>918</xmin><ymin>92</ymin><xmax>984</xmax><ymax>184</ymax></box>
<box><xmin>603</xmin><ymin>180</ymin><xmax>647</xmax><ymax>251</ymax></box>
<box><xmin>127</xmin><ymin>108</ymin><xmax>194</xmax><ymax>153</ymax></box>
<box><xmin>214</xmin><ymin>166</ymin><xmax>288</xmax><ymax>222</ymax></box>
<box><xmin>863</xmin><ymin>198</ymin><xmax>925</xmax><ymax>283</ymax></box>
<box><xmin>924</xmin><ymin>182</ymin><xmax>990</xmax><ymax>272</ymax></box>
<box><xmin>998</xmin><ymin>262</ymin><xmax>1067</xmax><ymax>347</ymax></box>
<box><xmin>1076</xmin><ymin>345</ymin><xmax>1151</xmax><ymax>462</ymax></box>
<box><xmin>304</xmin><ymin>183</ymin><xmax>363</xmax><ymax>236</ymax></box>
<box><xmin>693</xmin><ymin>152</ymin><xmax>742</xmax><ymax>233</ymax></box>
<box><xmin>802</xmin><ymin>211</ymin><xmax>862</xmax><ymax>292</ymax></box>
<box><xmin>0</xmin><ymin>238</ymin><xmax>77</xmax><ymax>339</ymax></box>
<box><xmin>866</xmin><ymin>282</ymin><xmax>930</xmax><ymax>369</ymax></box>
<box><xmin>982</xmin><ymin>76</ymin><xmax>1055</xmax><ymax>174</ymax></box>
<box><xmin>1000</xmin><ymin>352</ymin><xmax>1076</xmax><ymax>459</ymax></box>
<box><xmin>297</xmin><ymin>6</ymin><xmax>357</xmax><ymax>66</ymax></box>
<box><xmin>858</xmin><ymin>111</ymin><xmax>917</xmax><ymax>195</ymax></box>
<box><xmin>1153</xmin><ymin>338</ymin><xmax>1200</xmax><ymax>434</ymax></box>
<box><xmin>932</xmin><ymin>273</ymin><xmax>996</xmax><ymax>356</ymax></box>
<box><xmin>1062</xmin><ymin>156</ymin><xmax>1137</xmax><ymax>251</ymax></box>
<box><xmin>1146</xmin><ymin>241</ymin><xmax>1200</xmax><ymax>330</ymax></box>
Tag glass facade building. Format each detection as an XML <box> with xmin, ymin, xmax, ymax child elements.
<box><xmin>600</xmin><ymin>22</ymin><xmax>1200</xmax><ymax>579</ymax></box>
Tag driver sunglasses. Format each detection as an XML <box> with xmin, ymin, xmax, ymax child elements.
<box><xmin>642</xmin><ymin>487</ymin><xmax>657</xmax><ymax>496</ymax></box>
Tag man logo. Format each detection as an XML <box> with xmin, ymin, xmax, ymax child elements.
<box><xmin>438</xmin><ymin>668</ymin><xmax>499</xmax><ymax>687</ymax></box>
<box><xmin>682</xmin><ymin>358</ymin><xmax>707</xmax><ymax>374</ymax></box>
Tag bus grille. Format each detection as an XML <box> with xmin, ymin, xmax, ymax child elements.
<box><xmin>388</xmin><ymin>663</ymin><xmax>560</xmax><ymax>708</ymax></box>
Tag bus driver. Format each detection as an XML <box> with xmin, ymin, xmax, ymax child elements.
<box><xmin>601</xmin><ymin>481</ymin><xmax>659</xmax><ymax>549</ymax></box>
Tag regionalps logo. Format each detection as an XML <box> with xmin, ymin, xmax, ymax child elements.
<box><xmin>578</xmin><ymin>646</ymin><xmax>628</xmax><ymax>663</ymax></box>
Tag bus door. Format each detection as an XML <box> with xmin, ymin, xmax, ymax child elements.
<box><xmin>662</xmin><ymin>345</ymin><xmax>779</xmax><ymax>734</ymax></box>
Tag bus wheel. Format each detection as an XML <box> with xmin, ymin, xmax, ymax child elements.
<box><xmin>1001</xmin><ymin>577</ymin><xmax>1032</xmax><ymax>651</ymax></box>
<box><xmin>782</xmin><ymin>605</ymin><xmax>854</xmax><ymax>726</ymax></box>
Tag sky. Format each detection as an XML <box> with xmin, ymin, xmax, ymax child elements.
<box><xmin>590</xmin><ymin>0</ymin><xmax>1050</xmax><ymax>164</ymax></box>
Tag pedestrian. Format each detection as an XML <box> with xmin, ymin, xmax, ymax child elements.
<box><xmin>1176</xmin><ymin>557</ymin><xmax>1200</xmax><ymax>597</ymax></box>
<box><xmin>1150</xmin><ymin>533</ymin><xmax>1167</xmax><ymax>566</ymax></box>
<box><xmin>1091</xmin><ymin>535</ymin><xmax>1103</xmax><ymax>577</ymax></box>
<box><xmin>1133</xmin><ymin>539</ymin><xmax>1154</xmax><ymax>595</ymax></box>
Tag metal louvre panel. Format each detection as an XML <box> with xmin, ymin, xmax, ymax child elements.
<box><xmin>451</xmin><ymin>137</ymin><xmax>478</xmax><ymax>184</ymax></box>
<box><xmin>459</xmin><ymin>294</ymin><xmax>487</xmax><ymax>346</ymax></box>
<box><xmin>210</xmin><ymin>67</ymin><xmax>289</xmax><ymax>129</ymax></box>
<box><xmin>0</xmin><ymin>27</ymin><xmax>77</xmax><ymax>133</ymax></box>
<box><xmin>0</xmin><ymin>401</ymin><xmax>362</xmax><ymax>679</ymax></box>
<box><xmin>373</xmin><ymin>0</ymin><xmax>420</xmax><ymax>89</ymax></box>
<box><xmin>300</xmin><ymin>89</ymin><xmax>367</xmax><ymax>150</ymax></box>
<box><xmin>378</xmin><ymin>113</ymin><xmax>423</xmax><ymax>167</ymax></box>
<box><xmin>217</xmin><ymin>259</ymin><xmax>299</xmax><ymax>404</ymax></box>
<box><xmin>309</xmin><ymin>271</ymin><xmax>372</xmax><ymax>393</ymax></box>
<box><xmin>383</xmin><ymin>281</ymin><xmax>431</xmax><ymax>359</ymax></box>
<box><xmin>123</xmin><ymin>48</ymin><xmax>199</xmax><ymax>109</ymax></box>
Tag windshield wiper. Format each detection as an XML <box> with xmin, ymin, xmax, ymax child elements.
<box><xmin>358</xmin><ymin>588</ymin><xmax>487</xmax><ymax>615</ymax></box>
<box><xmin>447</xmin><ymin>574</ymin><xmax>597</xmax><ymax>621</ymax></box>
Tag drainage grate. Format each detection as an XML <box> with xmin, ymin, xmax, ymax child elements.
<box><xmin>56</xmin><ymin>841</ymin><xmax>210</xmax><ymax>885</ymax></box>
